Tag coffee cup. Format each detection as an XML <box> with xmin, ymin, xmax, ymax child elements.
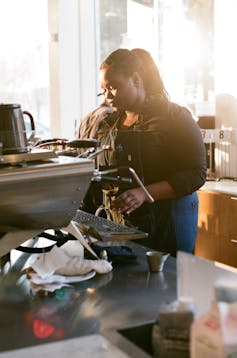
<box><xmin>146</xmin><ymin>251</ymin><xmax>170</xmax><ymax>272</ymax></box>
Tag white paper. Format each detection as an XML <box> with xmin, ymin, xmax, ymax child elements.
<box><xmin>30</xmin><ymin>271</ymin><xmax>96</xmax><ymax>285</ymax></box>
<box><xmin>31</xmin><ymin>245</ymin><xmax>69</xmax><ymax>278</ymax></box>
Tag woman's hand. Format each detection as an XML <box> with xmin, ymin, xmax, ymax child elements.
<box><xmin>110</xmin><ymin>187</ymin><xmax>147</xmax><ymax>214</ymax></box>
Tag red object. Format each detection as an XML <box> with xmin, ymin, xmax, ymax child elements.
<box><xmin>33</xmin><ymin>319</ymin><xmax>55</xmax><ymax>339</ymax></box>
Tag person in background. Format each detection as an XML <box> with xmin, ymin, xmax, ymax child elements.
<box><xmin>77</xmin><ymin>99</ymin><xmax>113</xmax><ymax>140</ymax></box>
<box><xmin>79</xmin><ymin>48</ymin><xmax>206</xmax><ymax>256</ymax></box>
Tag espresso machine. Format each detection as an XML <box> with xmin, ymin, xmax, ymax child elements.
<box><xmin>0</xmin><ymin>104</ymin><xmax>95</xmax><ymax>256</ymax></box>
<box><xmin>0</xmin><ymin>104</ymin><xmax>149</xmax><ymax>258</ymax></box>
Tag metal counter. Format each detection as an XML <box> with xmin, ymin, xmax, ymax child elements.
<box><xmin>0</xmin><ymin>241</ymin><xmax>177</xmax><ymax>355</ymax></box>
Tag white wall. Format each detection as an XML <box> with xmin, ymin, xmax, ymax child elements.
<box><xmin>48</xmin><ymin>0</ymin><xmax>60</xmax><ymax>137</ymax></box>
<box><xmin>48</xmin><ymin>0</ymin><xmax>98</xmax><ymax>139</ymax></box>
<box><xmin>214</xmin><ymin>0</ymin><xmax>237</xmax><ymax>178</ymax></box>
<box><xmin>215</xmin><ymin>0</ymin><xmax>237</xmax><ymax>128</ymax></box>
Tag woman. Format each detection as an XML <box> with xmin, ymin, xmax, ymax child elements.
<box><xmin>81</xmin><ymin>48</ymin><xmax>206</xmax><ymax>255</ymax></box>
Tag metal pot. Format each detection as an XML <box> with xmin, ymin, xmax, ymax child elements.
<box><xmin>0</xmin><ymin>103</ymin><xmax>35</xmax><ymax>154</ymax></box>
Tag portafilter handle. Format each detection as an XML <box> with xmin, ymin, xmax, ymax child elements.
<box><xmin>67</xmin><ymin>139</ymin><xmax>101</xmax><ymax>149</ymax></box>
<box><xmin>94</xmin><ymin>166</ymin><xmax>155</xmax><ymax>204</ymax></box>
<box><xmin>88</xmin><ymin>145</ymin><xmax>113</xmax><ymax>159</ymax></box>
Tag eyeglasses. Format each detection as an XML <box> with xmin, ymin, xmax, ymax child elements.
<box><xmin>97</xmin><ymin>86</ymin><xmax>117</xmax><ymax>97</ymax></box>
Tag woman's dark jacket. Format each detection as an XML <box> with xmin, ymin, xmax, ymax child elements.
<box><xmin>80</xmin><ymin>96</ymin><xmax>206</xmax><ymax>220</ymax></box>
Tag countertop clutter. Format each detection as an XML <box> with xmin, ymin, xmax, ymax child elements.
<box><xmin>1</xmin><ymin>181</ymin><xmax>237</xmax><ymax>357</ymax></box>
<box><xmin>0</xmin><ymin>241</ymin><xmax>177</xmax><ymax>357</ymax></box>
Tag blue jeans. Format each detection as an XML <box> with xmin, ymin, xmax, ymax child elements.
<box><xmin>171</xmin><ymin>192</ymin><xmax>198</xmax><ymax>253</ymax></box>
<box><xmin>132</xmin><ymin>192</ymin><xmax>198</xmax><ymax>256</ymax></box>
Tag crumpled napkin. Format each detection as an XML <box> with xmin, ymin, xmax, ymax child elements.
<box><xmin>27</xmin><ymin>243</ymin><xmax>113</xmax><ymax>292</ymax></box>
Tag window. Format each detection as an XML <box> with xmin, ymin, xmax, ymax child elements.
<box><xmin>96</xmin><ymin>0</ymin><xmax>157</xmax><ymax>81</ymax></box>
<box><xmin>0</xmin><ymin>0</ymin><xmax>50</xmax><ymax>137</ymax></box>
<box><xmin>96</xmin><ymin>0</ymin><xmax>215</xmax><ymax>115</ymax></box>
<box><xmin>0</xmin><ymin>1</ymin><xmax>216</xmax><ymax>140</ymax></box>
